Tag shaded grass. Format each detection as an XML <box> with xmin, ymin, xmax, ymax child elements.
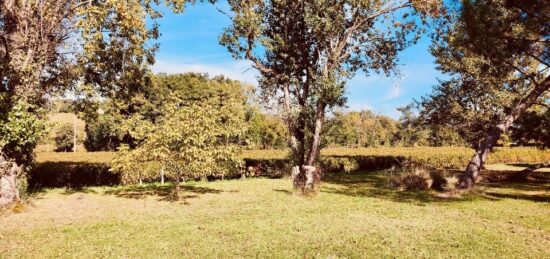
<box><xmin>2</xmin><ymin>172</ymin><xmax>550</xmax><ymax>258</ymax></box>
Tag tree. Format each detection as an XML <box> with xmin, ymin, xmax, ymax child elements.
<box><xmin>510</xmin><ymin>107</ymin><xmax>550</xmax><ymax>148</ymax></box>
<box><xmin>244</xmin><ymin>111</ymin><xmax>287</xmax><ymax>149</ymax></box>
<box><xmin>0</xmin><ymin>0</ymin><xmax>188</xmax><ymax>206</ymax></box>
<box><xmin>221</xmin><ymin>0</ymin><xmax>440</xmax><ymax>191</ymax></box>
<box><xmin>323</xmin><ymin>110</ymin><xmax>398</xmax><ymax>148</ymax></box>
<box><xmin>54</xmin><ymin>124</ymin><xmax>76</xmax><ymax>152</ymax></box>
<box><xmin>394</xmin><ymin>104</ymin><xmax>430</xmax><ymax>146</ymax></box>
<box><xmin>423</xmin><ymin>0</ymin><xmax>549</xmax><ymax>188</ymax></box>
<box><xmin>84</xmin><ymin>111</ymin><xmax>126</xmax><ymax>152</ymax></box>
<box><xmin>111</xmin><ymin>76</ymin><xmax>247</xmax><ymax>199</ymax></box>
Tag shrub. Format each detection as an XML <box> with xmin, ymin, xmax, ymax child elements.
<box><xmin>54</xmin><ymin>124</ymin><xmax>74</xmax><ymax>152</ymax></box>
<box><xmin>28</xmin><ymin>162</ymin><xmax>119</xmax><ymax>189</ymax></box>
<box><xmin>389</xmin><ymin>169</ymin><xmax>433</xmax><ymax>191</ymax></box>
<box><xmin>319</xmin><ymin>157</ymin><xmax>359</xmax><ymax>173</ymax></box>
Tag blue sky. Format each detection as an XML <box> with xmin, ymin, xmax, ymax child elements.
<box><xmin>151</xmin><ymin>2</ymin><xmax>443</xmax><ymax>119</ymax></box>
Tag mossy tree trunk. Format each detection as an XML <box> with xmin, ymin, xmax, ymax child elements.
<box><xmin>0</xmin><ymin>155</ymin><xmax>21</xmax><ymax>208</ymax></box>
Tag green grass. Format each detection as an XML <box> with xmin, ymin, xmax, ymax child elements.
<box><xmin>2</xmin><ymin>172</ymin><xmax>550</xmax><ymax>258</ymax></box>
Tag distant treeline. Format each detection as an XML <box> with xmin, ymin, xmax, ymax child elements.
<box><xmin>44</xmin><ymin>72</ymin><xmax>548</xmax><ymax>153</ymax></box>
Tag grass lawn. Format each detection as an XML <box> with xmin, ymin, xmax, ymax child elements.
<box><xmin>2</xmin><ymin>172</ymin><xmax>550</xmax><ymax>258</ymax></box>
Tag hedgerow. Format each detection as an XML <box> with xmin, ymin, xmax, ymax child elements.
<box><xmin>30</xmin><ymin>147</ymin><xmax>550</xmax><ymax>188</ymax></box>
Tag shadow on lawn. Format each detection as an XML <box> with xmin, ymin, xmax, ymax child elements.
<box><xmin>321</xmin><ymin>173</ymin><xmax>453</xmax><ymax>204</ymax></box>
<box><xmin>103</xmin><ymin>184</ymin><xmax>222</xmax><ymax>202</ymax></box>
<box><xmin>321</xmin><ymin>171</ymin><xmax>550</xmax><ymax>204</ymax></box>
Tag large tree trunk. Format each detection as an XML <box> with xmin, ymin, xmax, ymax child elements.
<box><xmin>306</xmin><ymin>102</ymin><xmax>326</xmax><ymax>166</ymax></box>
<box><xmin>0</xmin><ymin>154</ymin><xmax>21</xmax><ymax>208</ymax></box>
<box><xmin>457</xmin><ymin>76</ymin><xmax>550</xmax><ymax>189</ymax></box>
<box><xmin>282</xmin><ymin>85</ymin><xmax>324</xmax><ymax>192</ymax></box>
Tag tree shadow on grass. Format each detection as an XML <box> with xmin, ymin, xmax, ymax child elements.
<box><xmin>321</xmin><ymin>173</ymin><xmax>459</xmax><ymax>204</ymax></box>
<box><xmin>273</xmin><ymin>189</ymin><xmax>293</xmax><ymax>195</ymax></box>
<box><xmin>482</xmin><ymin>191</ymin><xmax>550</xmax><ymax>203</ymax></box>
<box><xmin>321</xmin><ymin>171</ymin><xmax>550</xmax><ymax>204</ymax></box>
<box><xmin>61</xmin><ymin>187</ymin><xmax>98</xmax><ymax>195</ymax></box>
<box><xmin>103</xmin><ymin>184</ymin><xmax>222</xmax><ymax>202</ymax></box>
<box><xmin>479</xmin><ymin>171</ymin><xmax>550</xmax><ymax>203</ymax></box>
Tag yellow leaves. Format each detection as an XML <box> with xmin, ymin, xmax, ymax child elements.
<box><xmin>410</xmin><ymin>0</ymin><xmax>443</xmax><ymax>18</ymax></box>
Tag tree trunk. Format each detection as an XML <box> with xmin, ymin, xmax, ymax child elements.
<box><xmin>0</xmin><ymin>154</ymin><xmax>21</xmax><ymax>208</ymax></box>
<box><xmin>173</xmin><ymin>170</ymin><xmax>181</xmax><ymax>201</ymax></box>
<box><xmin>160</xmin><ymin>166</ymin><xmax>165</xmax><ymax>184</ymax></box>
<box><xmin>306</xmin><ymin>102</ymin><xmax>326</xmax><ymax>166</ymax></box>
<box><xmin>458</xmin><ymin>76</ymin><xmax>550</xmax><ymax>189</ymax></box>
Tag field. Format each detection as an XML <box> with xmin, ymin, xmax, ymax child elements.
<box><xmin>2</xmin><ymin>171</ymin><xmax>550</xmax><ymax>258</ymax></box>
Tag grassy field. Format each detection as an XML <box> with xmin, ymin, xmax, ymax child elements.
<box><xmin>2</xmin><ymin>171</ymin><xmax>550</xmax><ymax>258</ymax></box>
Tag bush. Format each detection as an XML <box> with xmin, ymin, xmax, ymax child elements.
<box><xmin>54</xmin><ymin>124</ymin><xmax>74</xmax><ymax>152</ymax></box>
<box><xmin>28</xmin><ymin>162</ymin><xmax>119</xmax><ymax>189</ymax></box>
<box><xmin>319</xmin><ymin>157</ymin><xmax>359</xmax><ymax>173</ymax></box>
<box><xmin>389</xmin><ymin>169</ymin><xmax>433</xmax><ymax>191</ymax></box>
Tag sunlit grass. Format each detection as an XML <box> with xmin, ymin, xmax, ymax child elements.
<box><xmin>2</xmin><ymin>172</ymin><xmax>550</xmax><ymax>258</ymax></box>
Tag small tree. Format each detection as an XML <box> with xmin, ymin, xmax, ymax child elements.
<box><xmin>112</xmin><ymin>95</ymin><xmax>246</xmax><ymax>200</ymax></box>
<box><xmin>54</xmin><ymin>124</ymin><xmax>75</xmax><ymax>152</ymax></box>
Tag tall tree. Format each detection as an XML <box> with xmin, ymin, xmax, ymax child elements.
<box><xmin>423</xmin><ymin>0</ymin><xmax>549</xmax><ymax>188</ymax></box>
<box><xmin>0</xmin><ymin>0</ymin><xmax>187</xmax><ymax>207</ymax></box>
<box><xmin>220</xmin><ymin>0</ymin><xmax>440</xmax><ymax>190</ymax></box>
<box><xmin>394</xmin><ymin>104</ymin><xmax>430</xmax><ymax>146</ymax></box>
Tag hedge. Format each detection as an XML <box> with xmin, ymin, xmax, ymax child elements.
<box><xmin>30</xmin><ymin>147</ymin><xmax>550</xmax><ymax>188</ymax></box>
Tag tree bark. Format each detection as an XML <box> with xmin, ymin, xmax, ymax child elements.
<box><xmin>0</xmin><ymin>154</ymin><xmax>21</xmax><ymax>208</ymax></box>
<box><xmin>306</xmin><ymin>102</ymin><xmax>326</xmax><ymax>166</ymax></box>
<box><xmin>173</xmin><ymin>171</ymin><xmax>181</xmax><ymax>201</ymax></box>
<box><xmin>457</xmin><ymin>76</ymin><xmax>550</xmax><ymax>189</ymax></box>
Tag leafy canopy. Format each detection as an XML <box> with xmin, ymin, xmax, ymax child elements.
<box><xmin>111</xmin><ymin>74</ymin><xmax>248</xmax><ymax>184</ymax></box>
<box><xmin>220</xmin><ymin>0</ymin><xmax>441</xmax><ymax>166</ymax></box>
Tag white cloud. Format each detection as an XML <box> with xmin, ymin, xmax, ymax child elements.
<box><xmin>385</xmin><ymin>85</ymin><xmax>402</xmax><ymax>100</ymax></box>
<box><xmin>152</xmin><ymin>59</ymin><xmax>259</xmax><ymax>85</ymax></box>
<box><xmin>345</xmin><ymin>102</ymin><xmax>373</xmax><ymax>112</ymax></box>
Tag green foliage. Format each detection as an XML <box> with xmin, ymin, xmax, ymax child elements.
<box><xmin>393</xmin><ymin>104</ymin><xmax>431</xmax><ymax>147</ymax></box>
<box><xmin>511</xmin><ymin>108</ymin><xmax>550</xmax><ymax>148</ymax></box>
<box><xmin>220</xmin><ymin>0</ymin><xmax>441</xmax><ymax>166</ymax></box>
<box><xmin>111</xmin><ymin>74</ymin><xmax>248</xmax><ymax>185</ymax></box>
<box><xmin>244</xmin><ymin>111</ymin><xmax>287</xmax><ymax>149</ymax></box>
<box><xmin>54</xmin><ymin>124</ymin><xmax>75</xmax><ymax>152</ymax></box>
<box><xmin>84</xmin><ymin>112</ymin><xmax>126</xmax><ymax>152</ymax></box>
<box><xmin>419</xmin><ymin>0</ymin><xmax>549</xmax><ymax>149</ymax></box>
<box><xmin>323</xmin><ymin>110</ymin><xmax>398</xmax><ymax>148</ymax></box>
<box><xmin>29</xmin><ymin>162</ymin><xmax>117</xmax><ymax>189</ymax></box>
<box><xmin>79</xmin><ymin>73</ymin><xmax>253</xmax><ymax>152</ymax></box>
<box><xmin>0</xmin><ymin>100</ymin><xmax>44</xmax><ymax>199</ymax></box>
<box><xmin>30</xmin><ymin>147</ymin><xmax>550</xmax><ymax>189</ymax></box>
<box><xmin>0</xmin><ymin>100</ymin><xmax>45</xmax><ymax>166</ymax></box>
<box><xmin>75</xmin><ymin>0</ymin><xmax>189</xmax><ymax>102</ymax></box>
